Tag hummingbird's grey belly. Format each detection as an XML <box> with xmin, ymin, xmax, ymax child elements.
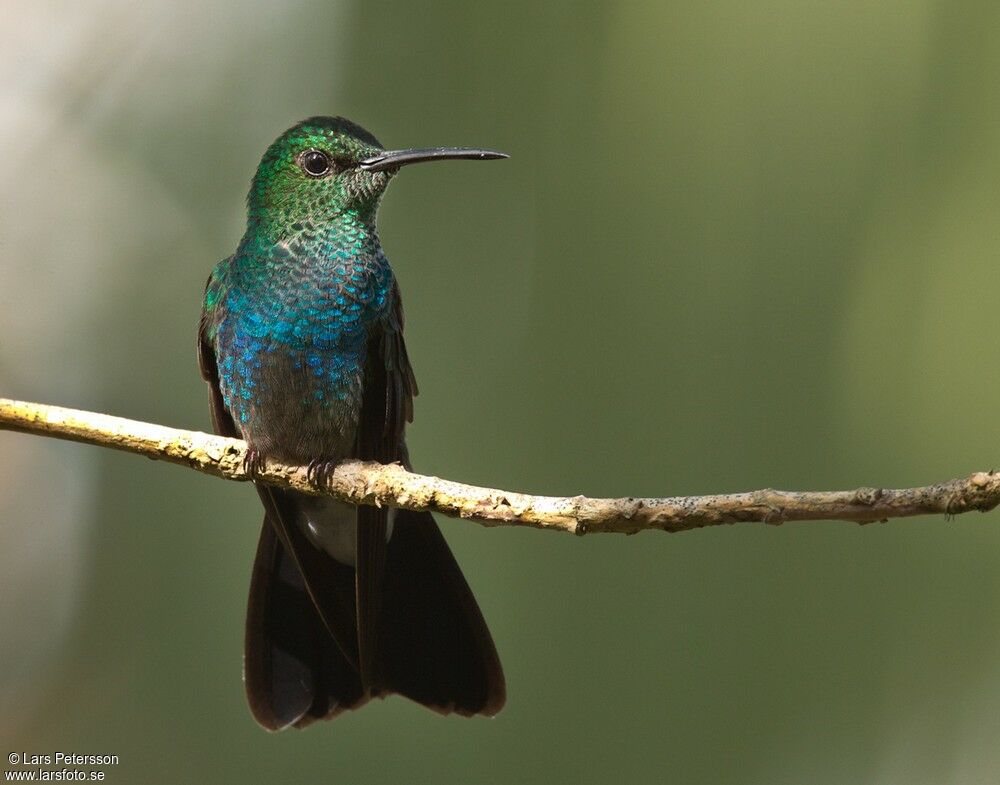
<box><xmin>235</xmin><ymin>345</ymin><xmax>365</xmax><ymax>465</ymax></box>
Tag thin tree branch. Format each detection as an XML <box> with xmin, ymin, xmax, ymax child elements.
<box><xmin>1</xmin><ymin>397</ymin><xmax>997</xmax><ymax>535</ymax></box>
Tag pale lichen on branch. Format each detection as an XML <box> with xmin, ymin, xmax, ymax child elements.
<box><xmin>1</xmin><ymin>397</ymin><xmax>998</xmax><ymax>535</ymax></box>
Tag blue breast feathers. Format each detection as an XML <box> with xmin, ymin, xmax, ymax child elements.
<box><xmin>213</xmin><ymin>249</ymin><xmax>394</xmax><ymax>426</ymax></box>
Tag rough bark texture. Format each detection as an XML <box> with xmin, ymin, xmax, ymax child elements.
<box><xmin>1</xmin><ymin>397</ymin><xmax>998</xmax><ymax>535</ymax></box>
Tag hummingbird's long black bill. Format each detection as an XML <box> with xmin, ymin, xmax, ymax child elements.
<box><xmin>358</xmin><ymin>147</ymin><xmax>508</xmax><ymax>172</ymax></box>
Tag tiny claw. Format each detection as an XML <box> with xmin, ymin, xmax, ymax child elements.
<box><xmin>243</xmin><ymin>448</ymin><xmax>266</xmax><ymax>479</ymax></box>
<box><xmin>306</xmin><ymin>458</ymin><xmax>338</xmax><ymax>488</ymax></box>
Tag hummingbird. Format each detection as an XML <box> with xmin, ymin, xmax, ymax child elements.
<box><xmin>198</xmin><ymin>116</ymin><xmax>507</xmax><ymax>729</ymax></box>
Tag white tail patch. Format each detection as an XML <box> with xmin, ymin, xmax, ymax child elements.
<box><xmin>298</xmin><ymin>497</ymin><xmax>395</xmax><ymax>566</ymax></box>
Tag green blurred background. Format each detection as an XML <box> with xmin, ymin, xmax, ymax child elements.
<box><xmin>3</xmin><ymin>1</ymin><xmax>1000</xmax><ymax>782</ymax></box>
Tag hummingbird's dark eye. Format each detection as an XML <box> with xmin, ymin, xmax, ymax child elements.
<box><xmin>300</xmin><ymin>150</ymin><xmax>332</xmax><ymax>177</ymax></box>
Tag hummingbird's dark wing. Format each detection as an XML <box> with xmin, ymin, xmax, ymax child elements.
<box><xmin>196</xmin><ymin>293</ymin><xmax>237</xmax><ymax>440</ymax></box>
<box><xmin>354</xmin><ymin>283</ymin><xmax>506</xmax><ymax>716</ymax></box>
<box><xmin>198</xmin><ymin>272</ymin><xmax>367</xmax><ymax>729</ymax></box>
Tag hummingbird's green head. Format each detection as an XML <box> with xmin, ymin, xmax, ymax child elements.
<box><xmin>247</xmin><ymin>116</ymin><xmax>387</xmax><ymax>231</ymax></box>
<box><xmin>246</xmin><ymin>116</ymin><xmax>507</xmax><ymax>238</ymax></box>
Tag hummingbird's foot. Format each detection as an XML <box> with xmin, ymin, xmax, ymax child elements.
<box><xmin>306</xmin><ymin>458</ymin><xmax>339</xmax><ymax>488</ymax></box>
<box><xmin>243</xmin><ymin>447</ymin><xmax>267</xmax><ymax>479</ymax></box>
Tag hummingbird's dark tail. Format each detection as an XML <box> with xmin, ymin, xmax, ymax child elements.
<box><xmin>244</xmin><ymin>515</ymin><xmax>368</xmax><ymax>729</ymax></box>
<box><xmin>375</xmin><ymin>507</ymin><xmax>506</xmax><ymax>716</ymax></box>
<box><xmin>244</xmin><ymin>487</ymin><xmax>505</xmax><ymax>729</ymax></box>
